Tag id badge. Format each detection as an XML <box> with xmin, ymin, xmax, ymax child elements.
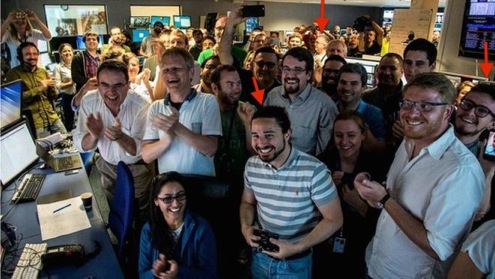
<box><xmin>332</xmin><ymin>237</ymin><xmax>346</xmax><ymax>253</ymax></box>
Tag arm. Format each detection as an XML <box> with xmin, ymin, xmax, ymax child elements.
<box><xmin>371</xmin><ymin>20</ymin><xmax>384</xmax><ymax>45</ymax></box>
<box><xmin>152</xmin><ymin>68</ymin><xmax>167</xmax><ymax>100</ymax></box>
<box><xmin>1</xmin><ymin>11</ymin><xmax>16</xmax><ymax>38</ymax></box>
<box><xmin>447</xmin><ymin>251</ymin><xmax>484</xmax><ymax>279</ymax></box>
<box><xmin>173</xmin><ymin>124</ymin><xmax>218</xmax><ymax>157</ymax></box>
<box><xmin>240</xmin><ymin>187</ymin><xmax>258</xmax><ymax>245</ymax></box>
<box><xmin>218</xmin><ymin>5</ymin><xmax>245</xmax><ymax>66</ymax></box>
<box><xmin>25</xmin><ymin>10</ymin><xmax>52</xmax><ymax>40</ymax></box>
<box><xmin>72</xmin><ymin>77</ymin><xmax>97</xmax><ymax>110</ymax></box>
<box><xmin>237</xmin><ymin>102</ymin><xmax>256</xmax><ymax>155</ymax></box>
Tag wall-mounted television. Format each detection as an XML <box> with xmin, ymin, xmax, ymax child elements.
<box><xmin>458</xmin><ymin>0</ymin><xmax>495</xmax><ymax>60</ymax></box>
<box><xmin>130</xmin><ymin>16</ymin><xmax>151</xmax><ymax>28</ymax></box>
<box><xmin>173</xmin><ymin>15</ymin><xmax>192</xmax><ymax>29</ymax></box>
<box><xmin>132</xmin><ymin>29</ymin><xmax>150</xmax><ymax>43</ymax></box>
<box><xmin>151</xmin><ymin>16</ymin><xmax>171</xmax><ymax>27</ymax></box>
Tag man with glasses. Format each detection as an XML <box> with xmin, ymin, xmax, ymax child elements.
<box><xmin>252</xmin><ymin>46</ymin><xmax>281</xmax><ymax>103</ymax></box>
<box><xmin>264</xmin><ymin>47</ymin><xmax>338</xmax><ymax>156</ymax></box>
<box><xmin>454</xmin><ymin>82</ymin><xmax>495</xmax><ymax>226</ymax></box>
<box><xmin>319</xmin><ymin>54</ymin><xmax>347</xmax><ymax>101</ymax></box>
<box><xmin>73</xmin><ymin>59</ymin><xmax>153</xmax><ymax>227</ymax></box>
<box><xmin>354</xmin><ymin>72</ymin><xmax>484</xmax><ymax>279</ymax></box>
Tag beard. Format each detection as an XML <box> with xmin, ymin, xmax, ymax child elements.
<box><xmin>257</xmin><ymin>141</ymin><xmax>286</xmax><ymax>163</ymax></box>
<box><xmin>321</xmin><ymin>80</ymin><xmax>337</xmax><ymax>94</ymax></box>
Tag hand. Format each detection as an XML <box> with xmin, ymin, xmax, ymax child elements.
<box><xmin>104</xmin><ymin>117</ymin><xmax>123</xmax><ymax>141</ymax></box>
<box><xmin>353</xmin><ymin>172</ymin><xmax>387</xmax><ymax>208</ymax></box>
<box><xmin>24</xmin><ymin>10</ymin><xmax>38</xmax><ymax>21</ymax></box>
<box><xmin>332</xmin><ymin>171</ymin><xmax>345</xmax><ymax>186</ymax></box>
<box><xmin>39</xmin><ymin>78</ymin><xmax>56</xmax><ymax>91</ymax></box>
<box><xmin>230</xmin><ymin>5</ymin><xmax>247</xmax><ymax>26</ymax></box>
<box><xmin>83</xmin><ymin>77</ymin><xmax>98</xmax><ymax>91</ymax></box>
<box><xmin>237</xmin><ymin>102</ymin><xmax>255</xmax><ymax>124</ymax></box>
<box><xmin>137</xmin><ymin>68</ymin><xmax>151</xmax><ymax>83</ymax></box>
<box><xmin>152</xmin><ymin>253</ymin><xmax>168</xmax><ymax>277</ymax></box>
<box><xmin>86</xmin><ymin>112</ymin><xmax>104</xmax><ymax>139</ymax></box>
<box><xmin>150</xmin><ymin>106</ymin><xmax>179</xmax><ymax>134</ymax></box>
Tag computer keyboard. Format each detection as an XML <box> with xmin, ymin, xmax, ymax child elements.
<box><xmin>12</xmin><ymin>243</ymin><xmax>47</xmax><ymax>279</ymax></box>
<box><xmin>12</xmin><ymin>173</ymin><xmax>46</xmax><ymax>203</ymax></box>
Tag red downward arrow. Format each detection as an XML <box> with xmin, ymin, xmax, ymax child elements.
<box><xmin>480</xmin><ymin>42</ymin><xmax>493</xmax><ymax>78</ymax></box>
<box><xmin>315</xmin><ymin>0</ymin><xmax>330</xmax><ymax>32</ymax></box>
<box><xmin>251</xmin><ymin>76</ymin><xmax>265</xmax><ymax>106</ymax></box>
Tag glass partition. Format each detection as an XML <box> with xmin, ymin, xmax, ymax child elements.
<box><xmin>44</xmin><ymin>5</ymin><xmax>108</xmax><ymax>37</ymax></box>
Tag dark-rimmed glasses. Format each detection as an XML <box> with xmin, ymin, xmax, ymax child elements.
<box><xmin>399</xmin><ymin>99</ymin><xmax>448</xmax><ymax>112</ymax></box>
<box><xmin>157</xmin><ymin>192</ymin><xmax>186</xmax><ymax>204</ymax></box>
<box><xmin>459</xmin><ymin>98</ymin><xmax>495</xmax><ymax>118</ymax></box>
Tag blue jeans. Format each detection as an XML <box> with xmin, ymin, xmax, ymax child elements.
<box><xmin>250</xmin><ymin>249</ymin><xmax>312</xmax><ymax>279</ymax></box>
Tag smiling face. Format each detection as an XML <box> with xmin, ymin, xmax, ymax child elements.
<box><xmin>60</xmin><ymin>45</ymin><xmax>73</xmax><ymax>64</ymax></box>
<box><xmin>21</xmin><ymin>45</ymin><xmax>39</xmax><ymax>68</ymax></box>
<box><xmin>97</xmin><ymin>69</ymin><xmax>130</xmax><ymax>112</ymax></box>
<box><xmin>400</xmin><ymin>85</ymin><xmax>452</xmax><ymax>145</ymax></box>
<box><xmin>334</xmin><ymin>119</ymin><xmax>365</xmax><ymax>159</ymax></box>
<box><xmin>251</xmin><ymin>117</ymin><xmax>291</xmax><ymax>168</ymax></box>
<box><xmin>154</xmin><ymin>181</ymin><xmax>186</xmax><ymax>227</ymax></box>
<box><xmin>337</xmin><ymin>72</ymin><xmax>365</xmax><ymax>108</ymax></box>
<box><xmin>161</xmin><ymin>55</ymin><xmax>194</xmax><ymax>95</ymax></box>
<box><xmin>281</xmin><ymin>55</ymin><xmax>311</xmax><ymax>96</ymax></box>
<box><xmin>403</xmin><ymin>50</ymin><xmax>435</xmax><ymax>83</ymax></box>
<box><xmin>455</xmin><ymin>91</ymin><xmax>495</xmax><ymax>139</ymax></box>
<box><xmin>377</xmin><ymin>56</ymin><xmax>403</xmax><ymax>88</ymax></box>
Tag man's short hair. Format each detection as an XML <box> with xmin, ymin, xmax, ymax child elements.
<box><xmin>282</xmin><ymin>47</ymin><xmax>314</xmax><ymax>80</ymax></box>
<box><xmin>403</xmin><ymin>38</ymin><xmax>437</xmax><ymax>66</ymax></box>
<box><xmin>252</xmin><ymin>106</ymin><xmax>291</xmax><ymax>134</ymax></box>
<box><xmin>200</xmin><ymin>55</ymin><xmax>220</xmax><ymax>69</ymax></box>
<box><xmin>254</xmin><ymin>46</ymin><xmax>278</xmax><ymax>60</ymax></box>
<box><xmin>83</xmin><ymin>31</ymin><xmax>99</xmax><ymax>43</ymax></box>
<box><xmin>161</xmin><ymin>47</ymin><xmax>195</xmax><ymax>69</ymax></box>
<box><xmin>210</xmin><ymin>64</ymin><xmax>238</xmax><ymax>89</ymax></box>
<box><xmin>467</xmin><ymin>82</ymin><xmax>495</xmax><ymax>102</ymax></box>
<box><xmin>380</xmin><ymin>52</ymin><xmax>404</xmax><ymax>65</ymax></box>
<box><xmin>324</xmin><ymin>54</ymin><xmax>347</xmax><ymax>67</ymax></box>
<box><xmin>337</xmin><ymin>63</ymin><xmax>368</xmax><ymax>87</ymax></box>
<box><xmin>153</xmin><ymin>21</ymin><xmax>164</xmax><ymax>28</ymax></box>
<box><xmin>326</xmin><ymin>39</ymin><xmax>348</xmax><ymax>56</ymax></box>
<box><xmin>403</xmin><ymin>72</ymin><xmax>456</xmax><ymax>104</ymax></box>
<box><xmin>97</xmin><ymin>59</ymin><xmax>129</xmax><ymax>82</ymax></box>
<box><xmin>17</xmin><ymin>42</ymin><xmax>38</xmax><ymax>61</ymax></box>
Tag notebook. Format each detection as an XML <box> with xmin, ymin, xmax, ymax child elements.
<box><xmin>35</xmin><ymin>143</ymin><xmax>82</xmax><ymax>172</ymax></box>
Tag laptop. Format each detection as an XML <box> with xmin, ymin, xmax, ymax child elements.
<box><xmin>35</xmin><ymin>143</ymin><xmax>82</xmax><ymax>172</ymax></box>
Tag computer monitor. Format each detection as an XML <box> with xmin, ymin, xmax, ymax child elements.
<box><xmin>48</xmin><ymin>36</ymin><xmax>78</xmax><ymax>53</ymax></box>
<box><xmin>0</xmin><ymin>79</ymin><xmax>22</xmax><ymax>131</ymax></box>
<box><xmin>151</xmin><ymin>16</ymin><xmax>171</xmax><ymax>27</ymax></box>
<box><xmin>132</xmin><ymin>29</ymin><xmax>150</xmax><ymax>43</ymax></box>
<box><xmin>76</xmin><ymin>34</ymin><xmax>105</xmax><ymax>50</ymax></box>
<box><xmin>0</xmin><ymin>120</ymin><xmax>38</xmax><ymax>187</ymax></box>
<box><xmin>130</xmin><ymin>16</ymin><xmax>151</xmax><ymax>28</ymax></box>
<box><xmin>173</xmin><ymin>15</ymin><xmax>192</xmax><ymax>29</ymax></box>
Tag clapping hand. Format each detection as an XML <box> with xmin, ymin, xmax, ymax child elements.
<box><xmin>151</xmin><ymin>106</ymin><xmax>179</xmax><ymax>134</ymax></box>
<box><xmin>104</xmin><ymin>117</ymin><xmax>123</xmax><ymax>141</ymax></box>
<box><xmin>86</xmin><ymin>112</ymin><xmax>104</xmax><ymax>139</ymax></box>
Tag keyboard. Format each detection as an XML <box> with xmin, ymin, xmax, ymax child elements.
<box><xmin>12</xmin><ymin>173</ymin><xmax>46</xmax><ymax>203</ymax></box>
<box><xmin>12</xmin><ymin>243</ymin><xmax>47</xmax><ymax>279</ymax></box>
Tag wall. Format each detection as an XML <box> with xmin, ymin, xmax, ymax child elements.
<box><xmin>438</xmin><ymin>0</ymin><xmax>494</xmax><ymax>80</ymax></box>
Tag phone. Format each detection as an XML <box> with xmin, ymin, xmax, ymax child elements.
<box><xmin>483</xmin><ymin>130</ymin><xmax>495</xmax><ymax>161</ymax></box>
<box><xmin>42</xmin><ymin>244</ymin><xmax>85</xmax><ymax>267</ymax></box>
<box><xmin>65</xmin><ymin>169</ymin><xmax>79</xmax><ymax>176</ymax></box>
<box><xmin>242</xmin><ymin>5</ymin><xmax>265</xmax><ymax>18</ymax></box>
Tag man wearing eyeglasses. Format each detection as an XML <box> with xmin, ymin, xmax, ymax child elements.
<box><xmin>319</xmin><ymin>54</ymin><xmax>347</xmax><ymax>101</ymax></box>
<box><xmin>73</xmin><ymin>59</ymin><xmax>153</xmax><ymax>228</ymax></box>
<box><xmin>354</xmin><ymin>72</ymin><xmax>484</xmax><ymax>279</ymax></box>
<box><xmin>454</xmin><ymin>82</ymin><xmax>495</xmax><ymax>227</ymax></box>
<box><xmin>252</xmin><ymin>46</ymin><xmax>281</xmax><ymax>102</ymax></box>
<box><xmin>264</xmin><ymin>47</ymin><xmax>338</xmax><ymax>156</ymax></box>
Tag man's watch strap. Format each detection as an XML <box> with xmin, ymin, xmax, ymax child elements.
<box><xmin>378</xmin><ymin>191</ymin><xmax>390</xmax><ymax>209</ymax></box>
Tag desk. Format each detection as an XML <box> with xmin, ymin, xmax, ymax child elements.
<box><xmin>1</xmin><ymin>156</ymin><xmax>124</xmax><ymax>278</ymax></box>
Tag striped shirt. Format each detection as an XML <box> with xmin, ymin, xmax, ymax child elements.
<box><xmin>244</xmin><ymin>147</ymin><xmax>338</xmax><ymax>242</ymax></box>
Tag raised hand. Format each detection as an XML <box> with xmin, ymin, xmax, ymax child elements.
<box><xmin>151</xmin><ymin>106</ymin><xmax>179</xmax><ymax>134</ymax></box>
<box><xmin>86</xmin><ymin>112</ymin><xmax>104</xmax><ymax>139</ymax></box>
<box><xmin>104</xmin><ymin>117</ymin><xmax>123</xmax><ymax>141</ymax></box>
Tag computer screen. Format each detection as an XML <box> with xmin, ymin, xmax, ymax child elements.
<box><xmin>132</xmin><ymin>29</ymin><xmax>150</xmax><ymax>43</ymax></box>
<box><xmin>173</xmin><ymin>15</ymin><xmax>192</xmax><ymax>29</ymax></box>
<box><xmin>130</xmin><ymin>16</ymin><xmax>151</xmax><ymax>28</ymax></box>
<box><xmin>0</xmin><ymin>79</ymin><xmax>22</xmax><ymax>131</ymax></box>
<box><xmin>48</xmin><ymin>36</ymin><xmax>78</xmax><ymax>53</ymax></box>
<box><xmin>459</xmin><ymin>0</ymin><xmax>495</xmax><ymax>60</ymax></box>
<box><xmin>0</xmin><ymin>121</ymin><xmax>38</xmax><ymax>187</ymax></box>
<box><xmin>151</xmin><ymin>16</ymin><xmax>171</xmax><ymax>27</ymax></box>
<box><xmin>76</xmin><ymin>35</ymin><xmax>104</xmax><ymax>50</ymax></box>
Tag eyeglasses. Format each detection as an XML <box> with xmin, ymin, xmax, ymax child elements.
<box><xmin>99</xmin><ymin>83</ymin><xmax>126</xmax><ymax>91</ymax></box>
<box><xmin>459</xmin><ymin>99</ymin><xmax>495</xmax><ymax>118</ymax></box>
<box><xmin>157</xmin><ymin>192</ymin><xmax>186</xmax><ymax>204</ymax></box>
<box><xmin>323</xmin><ymin>69</ymin><xmax>340</xmax><ymax>75</ymax></box>
<box><xmin>255</xmin><ymin>61</ymin><xmax>276</xmax><ymax>69</ymax></box>
<box><xmin>281</xmin><ymin>67</ymin><xmax>306</xmax><ymax>75</ymax></box>
<box><xmin>399</xmin><ymin>99</ymin><xmax>448</xmax><ymax>112</ymax></box>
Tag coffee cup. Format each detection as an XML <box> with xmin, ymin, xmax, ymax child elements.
<box><xmin>81</xmin><ymin>192</ymin><xmax>93</xmax><ymax>209</ymax></box>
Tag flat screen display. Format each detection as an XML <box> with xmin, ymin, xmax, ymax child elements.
<box><xmin>132</xmin><ymin>29</ymin><xmax>150</xmax><ymax>43</ymax></box>
<box><xmin>0</xmin><ymin>121</ymin><xmax>38</xmax><ymax>186</ymax></box>
<box><xmin>173</xmin><ymin>15</ymin><xmax>191</xmax><ymax>29</ymax></box>
<box><xmin>130</xmin><ymin>16</ymin><xmax>151</xmax><ymax>28</ymax></box>
<box><xmin>459</xmin><ymin>0</ymin><xmax>495</xmax><ymax>60</ymax></box>
<box><xmin>0</xmin><ymin>79</ymin><xmax>22</xmax><ymax>131</ymax></box>
<box><xmin>151</xmin><ymin>16</ymin><xmax>171</xmax><ymax>27</ymax></box>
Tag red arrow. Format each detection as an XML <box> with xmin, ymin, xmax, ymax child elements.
<box><xmin>480</xmin><ymin>41</ymin><xmax>493</xmax><ymax>78</ymax></box>
<box><xmin>315</xmin><ymin>0</ymin><xmax>330</xmax><ymax>32</ymax></box>
<box><xmin>251</xmin><ymin>76</ymin><xmax>265</xmax><ymax>106</ymax></box>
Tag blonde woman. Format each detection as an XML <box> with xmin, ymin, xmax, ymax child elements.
<box><xmin>54</xmin><ymin>43</ymin><xmax>76</xmax><ymax>129</ymax></box>
<box><xmin>1</xmin><ymin>9</ymin><xmax>52</xmax><ymax>68</ymax></box>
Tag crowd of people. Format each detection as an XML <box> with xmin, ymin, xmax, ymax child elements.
<box><xmin>2</xmin><ymin>5</ymin><xmax>494</xmax><ymax>279</ymax></box>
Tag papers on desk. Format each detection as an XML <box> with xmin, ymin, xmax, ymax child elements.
<box><xmin>37</xmin><ymin>196</ymin><xmax>91</xmax><ymax>240</ymax></box>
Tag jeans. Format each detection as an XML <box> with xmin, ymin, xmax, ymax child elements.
<box><xmin>35</xmin><ymin>118</ymin><xmax>67</xmax><ymax>139</ymax></box>
<box><xmin>250</xmin><ymin>248</ymin><xmax>312</xmax><ymax>279</ymax></box>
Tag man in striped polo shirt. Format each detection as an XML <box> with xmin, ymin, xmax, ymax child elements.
<box><xmin>240</xmin><ymin>106</ymin><xmax>343</xmax><ymax>278</ymax></box>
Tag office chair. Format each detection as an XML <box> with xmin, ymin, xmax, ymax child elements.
<box><xmin>108</xmin><ymin>161</ymin><xmax>135</xmax><ymax>266</ymax></box>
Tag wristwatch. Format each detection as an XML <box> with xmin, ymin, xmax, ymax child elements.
<box><xmin>377</xmin><ymin>191</ymin><xmax>390</xmax><ymax>209</ymax></box>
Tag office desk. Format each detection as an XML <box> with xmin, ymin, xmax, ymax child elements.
<box><xmin>1</xmin><ymin>158</ymin><xmax>124</xmax><ymax>279</ymax></box>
